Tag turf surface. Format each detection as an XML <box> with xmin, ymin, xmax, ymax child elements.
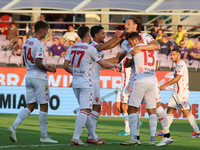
<box><xmin>0</xmin><ymin>114</ymin><xmax>199</xmax><ymax>150</ymax></box>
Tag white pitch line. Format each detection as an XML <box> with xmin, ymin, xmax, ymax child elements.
<box><xmin>0</xmin><ymin>140</ymin><xmax>199</xmax><ymax>149</ymax></box>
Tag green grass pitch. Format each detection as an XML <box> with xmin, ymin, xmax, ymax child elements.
<box><xmin>0</xmin><ymin>114</ymin><xmax>199</xmax><ymax>150</ymax></box>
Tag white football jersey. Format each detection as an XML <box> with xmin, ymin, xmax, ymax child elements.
<box><xmin>90</xmin><ymin>41</ymin><xmax>104</xmax><ymax>82</ymax></box>
<box><xmin>133</xmin><ymin>43</ymin><xmax>157</xmax><ymax>83</ymax></box>
<box><xmin>120</xmin><ymin>56</ymin><xmax>131</xmax><ymax>88</ymax></box>
<box><xmin>174</xmin><ymin>60</ymin><xmax>189</xmax><ymax>93</ymax></box>
<box><xmin>22</xmin><ymin>37</ymin><xmax>48</xmax><ymax>80</ymax></box>
<box><xmin>65</xmin><ymin>42</ymin><xmax>101</xmax><ymax>88</ymax></box>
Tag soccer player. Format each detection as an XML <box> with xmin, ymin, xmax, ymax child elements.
<box><xmin>120</xmin><ymin>32</ymin><xmax>160</xmax><ymax>146</ymax></box>
<box><xmin>86</xmin><ymin>25</ymin><xmax>123</xmax><ymax>144</ymax></box>
<box><xmin>63</xmin><ymin>26</ymin><xmax>120</xmax><ymax>146</ymax></box>
<box><xmin>115</xmin><ymin>56</ymin><xmax>132</xmax><ymax>136</ymax></box>
<box><xmin>159</xmin><ymin>49</ymin><xmax>200</xmax><ymax>138</ymax></box>
<box><xmin>7</xmin><ymin>21</ymin><xmax>58</xmax><ymax>143</ymax></box>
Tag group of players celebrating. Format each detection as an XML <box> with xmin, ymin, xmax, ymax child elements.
<box><xmin>7</xmin><ymin>18</ymin><xmax>199</xmax><ymax>147</ymax></box>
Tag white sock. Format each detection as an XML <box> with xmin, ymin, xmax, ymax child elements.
<box><xmin>136</xmin><ymin>112</ymin><xmax>140</xmax><ymax>136</ymax></box>
<box><xmin>129</xmin><ymin>113</ymin><xmax>137</xmax><ymax>140</ymax></box>
<box><xmin>156</xmin><ymin>106</ymin><xmax>169</xmax><ymax>134</ymax></box>
<box><xmin>72</xmin><ymin>111</ymin><xmax>88</xmax><ymax>140</ymax></box>
<box><xmin>187</xmin><ymin>113</ymin><xmax>199</xmax><ymax>133</ymax></box>
<box><xmin>167</xmin><ymin>114</ymin><xmax>174</xmax><ymax>128</ymax></box>
<box><xmin>149</xmin><ymin>114</ymin><xmax>157</xmax><ymax>137</ymax></box>
<box><xmin>90</xmin><ymin>110</ymin><xmax>99</xmax><ymax>132</ymax></box>
<box><xmin>12</xmin><ymin>108</ymin><xmax>31</xmax><ymax>130</ymax></box>
<box><xmin>39</xmin><ymin>111</ymin><xmax>48</xmax><ymax>138</ymax></box>
<box><xmin>85</xmin><ymin>114</ymin><xmax>98</xmax><ymax>139</ymax></box>
<box><xmin>124</xmin><ymin>113</ymin><xmax>130</xmax><ymax>133</ymax></box>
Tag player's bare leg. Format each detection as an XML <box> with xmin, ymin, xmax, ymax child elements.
<box><xmin>8</xmin><ymin>103</ymin><xmax>34</xmax><ymax>142</ymax></box>
<box><xmin>182</xmin><ymin>109</ymin><xmax>200</xmax><ymax>138</ymax></box>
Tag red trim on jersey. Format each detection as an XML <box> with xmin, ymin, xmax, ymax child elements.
<box><xmin>177</xmin><ymin>81</ymin><xmax>180</xmax><ymax>94</ymax></box>
<box><xmin>123</xmin><ymin>58</ymin><xmax>126</xmax><ymax>87</ymax></box>
<box><xmin>139</xmin><ymin>33</ymin><xmax>144</xmax><ymax>43</ymax></box>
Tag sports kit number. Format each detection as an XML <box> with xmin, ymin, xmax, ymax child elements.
<box><xmin>71</xmin><ymin>50</ymin><xmax>85</xmax><ymax>68</ymax></box>
<box><xmin>141</xmin><ymin>50</ymin><xmax>155</xmax><ymax>66</ymax></box>
<box><xmin>23</xmin><ymin>46</ymin><xmax>34</xmax><ymax>63</ymax></box>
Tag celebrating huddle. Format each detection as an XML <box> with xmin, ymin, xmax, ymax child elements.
<box><xmin>7</xmin><ymin>18</ymin><xmax>199</xmax><ymax>147</ymax></box>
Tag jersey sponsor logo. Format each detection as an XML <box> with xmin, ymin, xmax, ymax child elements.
<box><xmin>39</xmin><ymin>47</ymin><xmax>43</xmax><ymax>52</ymax></box>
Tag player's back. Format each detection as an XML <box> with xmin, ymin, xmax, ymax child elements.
<box><xmin>133</xmin><ymin>43</ymin><xmax>157</xmax><ymax>83</ymax></box>
<box><xmin>67</xmin><ymin>42</ymin><xmax>101</xmax><ymax>88</ymax></box>
<box><xmin>22</xmin><ymin>37</ymin><xmax>47</xmax><ymax>80</ymax></box>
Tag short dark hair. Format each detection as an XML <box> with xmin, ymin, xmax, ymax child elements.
<box><xmin>178</xmin><ymin>25</ymin><xmax>182</xmax><ymax>28</ymax></box>
<box><xmin>127</xmin><ymin>32</ymin><xmax>141</xmax><ymax>41</ymax></box>
<box><xmin>34</xmin><ymin>21</ymin><xmax>49</xmax><ymax>33</ymax></box>
<box><xmin>158</xmin><ymin>29</ymin><xmax>163</xmax><ymax>33</ymax></box>
<box><xmin>77</xmin><ymin>26</ymin><xmax>89</xmax><ymax>39</ymax></box>
<box><xmin>41</xmin><ymin>14</ymin><xmax>46</xmax><ymax>18</ymax></box>
<box><xmin>172</xmin><ymin>49</ymin><xmax>181</xmax><ymax>54</ymax></box>
<box><xmin>91</xmin><ymin>26</ymin><xmax>104</xmax><ymax>38</ymax></box>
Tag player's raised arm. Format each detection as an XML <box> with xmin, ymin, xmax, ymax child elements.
<box><xmin>97</xmin><ymin>59</ymin><xmax>120</xmax><ymax>69</ymax></box>
<box><xmin>92</xmin><ymin>30</ymin><xmax>123</xmax><ymax>51</ymax></box>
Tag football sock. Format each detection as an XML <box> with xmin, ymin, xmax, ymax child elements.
<box><xmin>72</xmin><ymin>111</ymin><xmax>88</xmax><ymax>140</ymax></box>
<box><xmin>187</xmin><ymin>113</ymin><xmax>199</xmax><ymax>133</ymax></box>
<box><xmin>167</xmin><ymin>114</ymin><xmax>174</xmax><ymax>128</ymax></box>
<box><xmin>149</xmin><ymin>114</ymin><xmax>157</xmax><ymax>141</ymax></box>
<box><xmin>129</xmin><ymin>113</ymin><xmax>137</xmax><ymax>140</ymax></box>
<box><xmin>137</xmin><ymin>112</ymin><xmax>140</xmax><ymax>137</ymax></box>
<box><xmin>156</xmin><ymin>106</ymin><xmax>170</xmax><ymax>134</ymax></box>
<box><xmin>124</xmin><ymin>113</ymin><xmax>130</xmax><ymax>133</ymax></box>
<box><xmin>12</xmin><ymin>107</ymin><xmax>31</xmax><ymax>130</ymax></box>
<box><xmin>39</xmin><ymin>111</ymin><xmax>48</xmax><ymax>138</ymax></box>
<box><xmin>85</xmin><ymin>114</ymin><xmax>98</xmax><ymax>139</ymax></box>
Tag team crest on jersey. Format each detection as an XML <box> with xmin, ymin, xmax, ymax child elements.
<box><xmin>39</xmin><ymin>53</ymin><xmax>42</xmax><ymax>56</ymax></box>
<box><xmin>95</xmin><ymin>97</ymin><xmax>99</xmax><ymax>102</ymax></box>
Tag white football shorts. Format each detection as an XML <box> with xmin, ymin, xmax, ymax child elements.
<box><xmin>25</xmin><ymin>78</ymin><xmax>50</xmax><ymax>104</ymax></box>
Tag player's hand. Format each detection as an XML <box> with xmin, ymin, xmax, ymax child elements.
<box><xmin>114</xmin><ymin>30</ymin><xmax>122</xmax><ymax>39</ymax></box>
<box><xmin>48</xmin><ymin>66</ymin><xmax>56</xmax><ymax>73</ymax></box>
<box><xmin>113</xmin><ymin>67</ymin><xmax>120</xmax><ymax>72</ymax></box>
<box><xmin>115</xmin><ymin>102</ymin><xmax>121</xmax><ymax>112</ymax></box>
<box><xmin>159</xmin><ymin>85</ymin><xmax>166</xmax><ymax>91</ymax></box>
<box><xmin>114</xmin><ymin>64</ymin><xmax>121</xmax><ymax>69</ymax></box>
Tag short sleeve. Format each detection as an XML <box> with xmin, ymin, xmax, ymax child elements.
<box><xmin>88</xmin><ymin>46</ymin><xmax>101</xmax><ymax>62</ymax></box>
<box><xmin>143</xmin><ymin>33</ymin><xmax>155</xmax><ymax>44</ymax></box>
<box><xmin>176</xmin><ymin>64</ymin><xmax>184</xmax><ymax>76</ymax></box>
<box><xmin>61</xmin><ymin>44</ymin><xmax>67</xmax><ymax>51</ymax></box>
<box><xmin>63</xmin><ymin>32</ymin><xmax>67</xmax><ymax>39</ymax></box>
<box><xmin>168</xmin><ymin>41</ymin><xmax>173</xmax><ymax>46</ymax></box>
<box><xmin>119</xmin><ymin>40</ymin><xmax>129</xmax><ymax>54</ymax></box>
<box><xmin>35</xmin><ymin>43</ymin><xmax>44</xmax><ymax>59</ymax></box>
<box><xmin>65</xmin><ymin>47</ymin><xmax>71</xmax><ymax>61</ymax></box>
